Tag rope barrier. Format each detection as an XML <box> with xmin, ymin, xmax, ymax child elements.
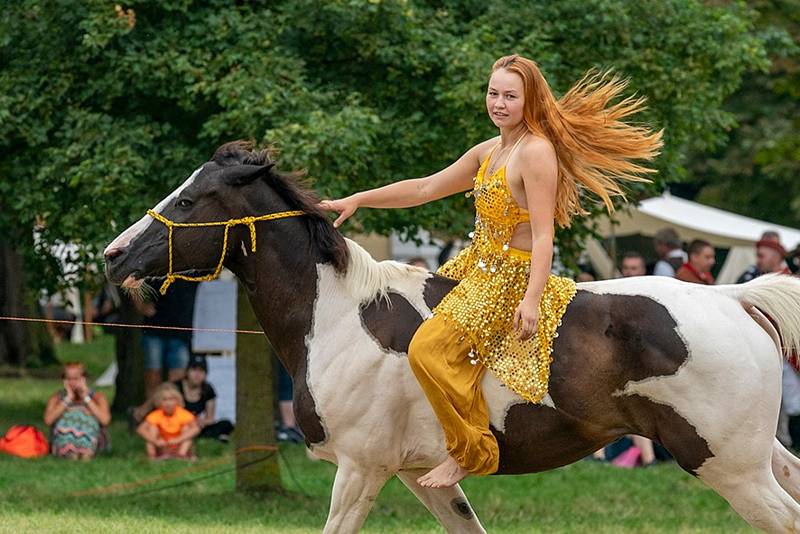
<box><xmin>0</xmin><ymin>315</ymin><xmax>264</xmax><ymax>335</ymax></box>
<box><xmin>236</xmin><ymin>444</ymin><xmax>281</xmax><ymax>454</ymax></box>
<box><xmin>277</xmin><ymin>446</ymin><xmax>310</xmax><ymax>497</ymax></box>
<box><xmin>119</xmin><ymin>453</ymin><xmax>277</xmax><ymax>498</ymax></box>
<box><xmin>68</xmin><ymin>445</ymin><xmax>280</xmax><ymax>498</ymax></box>
<box><xmin>67</xmin><ymin>456</ymin><xmax>231</xmax><ymax>497</ymax></box>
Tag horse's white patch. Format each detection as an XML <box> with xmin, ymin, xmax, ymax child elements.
<box><xmin>104</xmin><ymin>165</ymin><xmax>204</xmax><ymax>255</ymax></box>
<box><xmin>483</xmin><ymin>373</ymin><xmax>526</xmax><ymax>432</ymax></box>
<box><xmin>241</xmin><ymin>240</ymin><xmax>249</xmax><ymax>257</ymax></box>
<box><xmin>540</xmin><ymin>394</ymin><xmax>556</xmax><ymax>409</ymax></box>
<box><xmin>305</xmin><ymin>261</ymin><xmax>447</xmax><ymax>466</ymax></box>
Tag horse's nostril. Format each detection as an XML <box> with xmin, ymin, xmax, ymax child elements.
<box><xmin>104</xmin><ymin>247</ymin><xmax>125</xmax><ymax>261</ymax></box>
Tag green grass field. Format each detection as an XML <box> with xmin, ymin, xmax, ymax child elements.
<box><xmin>0</xmin><ymin>335</ymin><xmax>753</xmax><ymax>533</ymax></box>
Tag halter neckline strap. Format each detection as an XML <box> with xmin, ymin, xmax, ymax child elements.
<box><xmin>483</xmin><ymin>132</ymin><xmax>528</xmax><ymax>175</ymax></box>
<box><xmin>477</xmin><ymin>133</ymin><xmax>530</xmax><ymax>217</ymax></box>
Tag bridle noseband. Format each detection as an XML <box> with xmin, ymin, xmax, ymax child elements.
<box><xmin>146</xmin><ymin>208</ymin><xmax>305</xmax><ymax>295</ymax></box>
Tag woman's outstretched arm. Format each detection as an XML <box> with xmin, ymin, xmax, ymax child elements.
<box><xmin>319</xmin><ymin>139</ymin><xmax>496</xmax><ymax>227</ymax></box>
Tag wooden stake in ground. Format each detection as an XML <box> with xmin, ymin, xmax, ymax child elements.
<box><xmin>111</xmin><ymin>295</ymin><xmax>145</xmax><ymax>412</ymax></box>
<box><xmin>235</xmin><ymin>283</ymin><xmax>281</xmax><ymax>492</ymax></box>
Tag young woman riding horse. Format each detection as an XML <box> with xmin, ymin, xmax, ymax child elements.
<box><xmin>319</xmin><ymin>54</ymin><xmax>662</xmax><ymax>488</ymax></box>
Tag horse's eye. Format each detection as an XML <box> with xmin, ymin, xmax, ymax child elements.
<box><xmin>176</xmin><ymin>198</ymin><xmax>193</xmax><ymax>209</ymax></box>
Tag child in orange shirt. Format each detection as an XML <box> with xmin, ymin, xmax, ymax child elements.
<box><xmin>137</xmin><ymin>382</ymin><xmax>199</xmax><ymax>459</ymax></box>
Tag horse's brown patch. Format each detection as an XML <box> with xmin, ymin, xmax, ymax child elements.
<box><xmin>451</xmin><ymin>498</ymin><xmax>474</xmax><ymax>520</ymax></box>
<box><xmin>361</xmin><ymin>285</ymin><xmax>714</xmax><ymax>476</ymax></box>
<box><xmin>223</xmin><ymin>185</ymin><xmax>333</xmax><ymax>446</ymax></box>
<box><xmin>214</xmin><ymin>140</ymin><xmax>350</xmax><ymax>274</ymax></box>
<box><xmin>360</xmin><ymin>292</ymin><xmax>423</xmax><ymax>354</ymax></box>
<box><xmin>493</xmin><ymin>291</ymin><xmax>712</xmax><ymax>475</ymax></box>
<box><xmin>423</xmin><ymin>274</ymin><xmax>458</xmax><ymax>311</ymax></box>
<box><xmin>358</xmin><ymin>275</ymin><xmax>457</xmax><ymax>354</ymax></box>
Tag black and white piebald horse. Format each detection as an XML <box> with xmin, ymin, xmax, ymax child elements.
<box><xmin>105</xmin><ymin>141</ymin><xmax>800</xmax><ymax>533</ymax></box>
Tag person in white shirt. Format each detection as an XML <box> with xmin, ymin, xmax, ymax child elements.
<box><xmin>652</xmin><ymin>227</ymin><xmax>686</xmax><ymax>277</ymax></box>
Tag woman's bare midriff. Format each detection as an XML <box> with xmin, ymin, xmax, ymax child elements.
<box><xmin>509</xmin><ymin>223</ymin><xmax>532</xmax><ymax>251</ymax></box>
<box><xmin>505</xmin><ymin>168</ymin><xmax>532</xmax><ymax>251</ymax></box>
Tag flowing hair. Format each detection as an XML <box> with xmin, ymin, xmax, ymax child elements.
<box><xmin>492</xmin><ymin>55</ymin><xmax>663</xmax><ymax>227</ymax></box>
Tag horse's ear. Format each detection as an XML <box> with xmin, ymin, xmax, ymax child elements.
<box><xmin>223</xmin><ymin>163</ymin><xmax>275</xmax><ymax>186</ymax></box>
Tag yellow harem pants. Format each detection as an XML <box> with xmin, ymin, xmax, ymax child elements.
<box><xmin>407</xmin><ymin>314</ymin><xmax>499</xmax><ymax>475</ymax></box>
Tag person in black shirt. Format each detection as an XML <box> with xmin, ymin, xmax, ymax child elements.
<box><xmin>174</xmin><ymin>355</ymin><xmax>233</xmax><ymax>442</ymax></box>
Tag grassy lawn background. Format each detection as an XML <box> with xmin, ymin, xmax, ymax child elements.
<box><xmin>0</xmin><ymin>334</ymin><xmax>753</xmax><ymax>533</ymax></box>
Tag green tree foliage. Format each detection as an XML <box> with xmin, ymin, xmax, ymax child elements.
<box><xmin>687</xmin><ymin>0</ymin><xmax>800</xmax><ymax>229</ymax></box>
<box><xmin>0</xmin><ymin>0</ymin><xmax>770</xmax><ymax>290</ymax></box>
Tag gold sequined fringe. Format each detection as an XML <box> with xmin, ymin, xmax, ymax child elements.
<box><xmin>434</xmin><ymin>272</ymin><xmax>576</xmax><ymax>404</ymax></box>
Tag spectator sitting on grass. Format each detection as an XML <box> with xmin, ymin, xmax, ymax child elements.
<box><xmin>176</xmin><ymin>355</ymin><xmax>233</xmax><ymax>442</ymax></box>
<box><xmin>137</xmin><ymin>383</ymin><xmax>199</xmax><ymax>460</ymax></box>
<box><xmin>129</xmin><ymin>355</ymin><xmax>234</xmax><ymax>442</ymax></box>
<box><xmin>44</xmin><ymin>362</ymin><xmax>111</xmax><ymax>460</ymax></box>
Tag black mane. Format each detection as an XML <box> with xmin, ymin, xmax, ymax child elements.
<box><xmin>212</xmin><ymin>140</ymin><xmax>350</xmax><ymax>273</ymax></box>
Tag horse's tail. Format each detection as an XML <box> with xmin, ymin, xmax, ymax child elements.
<box><xmin>713</xmin><ymin>273</ymin><xmax>800</xmax><ymax>356</ymax></box>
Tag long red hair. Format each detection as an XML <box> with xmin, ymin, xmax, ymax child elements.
<box><xmin>492</xmin><ymin>55</ymin><xmax>663</xmax><ymax>227</ymax></box>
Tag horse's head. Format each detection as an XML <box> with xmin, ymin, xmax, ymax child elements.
<box><xmin>104</xmin><ymin>140</ymin><xmax>349</xmax><ymax>290</ymax></box>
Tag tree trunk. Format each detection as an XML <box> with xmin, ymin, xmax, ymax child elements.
<box><xmin>0</xmin><ymin>241</ymin><xmax>56</xmax><ymax>367</ymax></box>
<box><xmin>235</xmin><ymin>283</ymin><xmax>281</xmax><ymax>493</ymax></box>
<box><xmin>111</xmin><ymin>294</ymin><xmax>145</xmax><ymax>412</ymax></box>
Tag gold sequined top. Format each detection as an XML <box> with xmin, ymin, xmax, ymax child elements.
<box><xmin>433</xmin><ymin>139</ymin><xmax>577</xmax><ymax>404</ymax></box>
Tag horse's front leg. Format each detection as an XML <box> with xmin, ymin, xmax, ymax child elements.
<box><xmin>396</xmin><ymin>469</ymin><xmax>487</xmax><ymax>533</ymax></box>
<box><xmin>323</xmin><ymin>460</ymin><xmax>392</xmax><ymax>534</ymax></box>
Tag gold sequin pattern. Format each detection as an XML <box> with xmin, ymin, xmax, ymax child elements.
<box><xmin>433</xmin><ymin>156</ymin><xmax>577</xmax><ymax>404</ymax></box>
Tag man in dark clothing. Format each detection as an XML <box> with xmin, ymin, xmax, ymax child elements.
<box><xmin>135</xmin><ymin>279</ymin><xmax>198</xmax><ymax>398</ymax></box>
<box><xmin>620</xmin><ymin>251</ymin><xmax>647</xmax><ymax>278</ymax></box>
<box><xmin>737</xmin><ymin>231</ymin><xmax>789</xmax><ymax>283</ymax></box>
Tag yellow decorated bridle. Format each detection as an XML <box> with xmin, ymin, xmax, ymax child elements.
<box><xmin>146</xmin><ymin>208</ymin><xmax>305</xmax><ymax>295</ymax></box>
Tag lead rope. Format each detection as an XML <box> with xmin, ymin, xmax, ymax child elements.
<box><xmin>146</xmin><ymin>209</ymin><xmax>305</xmax><ymax>295</ymax></box>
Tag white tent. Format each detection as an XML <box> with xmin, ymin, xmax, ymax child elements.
<box><xmin>589</xmin><ymin>192</ymin><xmax>800</xmax><ymax>283</ymax></box>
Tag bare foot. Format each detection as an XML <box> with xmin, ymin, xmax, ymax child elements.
<box><xmin>416</xmin><ymin>456</ymin><xmax>469</xmax><ymax>488</ymax></box>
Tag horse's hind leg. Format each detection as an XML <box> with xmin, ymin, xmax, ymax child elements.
<box><xmin>323</xmin><ymin>462</ymin><xmax>392</xmax><ymax>534</ymax></box>
<box><xmin>396</xmin><ymin>470</ymin><xmax>486</xmax><ymax>533</ymax></box>
<box><xmin>662</xmin><ymin>424</ymin><xmax>800</xmax><ymax>531</ymax></box>
<box><xmin>699</xmin><ymin>461</ymin><xmax>800</xmax><ymax>533</ymax></box>
<box><xmin>772</xmin><ymin>438</ymin><xmax>800</xmax><ymax>504</ymax></box>
<box><xmin>652</xmin><ymin>390</ymin><xmax>800</xmax><ymax>530</ymax></box>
